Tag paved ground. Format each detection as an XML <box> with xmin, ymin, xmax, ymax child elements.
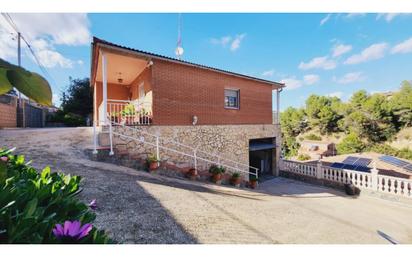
<box><xmin>1</xmin><ymin>128</ymin><xmax>412</xmax><ymax>244</ymax></box>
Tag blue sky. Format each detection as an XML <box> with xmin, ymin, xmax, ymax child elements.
<box><xmin>1</xmin><ymin>13</ymin><xmax>411</xmax><ymax>110</ymax></box>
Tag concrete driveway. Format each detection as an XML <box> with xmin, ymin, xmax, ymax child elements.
<box><xmin>1</xmin><ymin>127</ymin><xmax>412</xmax><ymax>244</ymax></box>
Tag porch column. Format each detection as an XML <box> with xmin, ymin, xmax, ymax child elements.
<box><xmin>101</xmin><ymin>50</ymin><xmax>108</xmax><ymax>125</ymax></box>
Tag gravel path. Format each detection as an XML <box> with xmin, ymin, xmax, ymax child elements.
<box><xmin>1</xmin><ymin>128</ymin><xmax>412</xmax><ymax>244</ymax></box>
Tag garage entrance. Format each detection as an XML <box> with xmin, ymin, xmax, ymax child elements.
<box><xmin>249</xmin><ymin>137</ymin><xmax>276</xmax><ymax>179</ymax></box>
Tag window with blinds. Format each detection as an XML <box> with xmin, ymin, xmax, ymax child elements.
<box><xmin>224</xmin><ymin>89</ymin><xmax>240</xmax><ymax>109</ymax></box>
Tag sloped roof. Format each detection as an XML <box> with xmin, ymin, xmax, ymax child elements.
<box><xmin>91</xmin><ymin>37</ymin><xmax>285</xmax><ymax>88</ymax></box>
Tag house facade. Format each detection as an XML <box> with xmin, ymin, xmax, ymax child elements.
<box><xmin>91</xmin><ymin>37</ymin><xmax>284</xmax><ymax>179</ymax></box>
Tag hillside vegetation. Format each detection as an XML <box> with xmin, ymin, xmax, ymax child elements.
<box><xmin>281</xmin><ymin>80</ymin><xmax>412</xmax><ymax>160</ymax></box>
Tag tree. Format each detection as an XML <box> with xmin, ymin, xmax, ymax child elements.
<box><xmin>280</xmin><ymin>107</ymin><xmax>307</xmax><ymax>137</ymax></box>
<box><xmin>305</xmin><ymin>95</ymin><xmax>341</xmax><ymax>134</ymax></box>
<box><xmin>389</xmin><ymin>81</ymin><xmax>412</xmax><ymax>127</ymax></box>
<box><xmin>336</xmin><ymin>132</ymin><xmax>366</xmax><ymax>154</ymax></box>
<box><xmin>60</xmin><ymin>77</ymin><xmax>92</xmax><ymax>118</ymax></box>
<box><xmin>0</xmin><ymin>58</ymin><xmax>52</xmax><ymax>105</ymax></box>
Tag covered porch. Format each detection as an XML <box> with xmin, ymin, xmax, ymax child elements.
<box><xmin>92</xmin><ymin>46</ymin><xmax>153</xmax><ymax>126</ymax></box>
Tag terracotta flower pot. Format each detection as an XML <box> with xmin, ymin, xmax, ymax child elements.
<box><xmin>187</xmin><ymin>168</ymin><xmax>198</xmax><ymax>180</ymax></box>
<box><xmin>231</xmin><ymin>177</ymin><xmax>241</xmax><ymax>187</ymax></box>
<box><xmin>250</xmin><ymin>180</ymin><xmax>258</xmax><ymax>189</ymax></box>
<box><xmin>149</xmin><ymin>161</ymin><xmax>159</xmax><ymax>171</ymax></box>
<box><xmin>212</xmin><ymin>173</ymin><xmax>222</xmax><ymax>184</ymax></box>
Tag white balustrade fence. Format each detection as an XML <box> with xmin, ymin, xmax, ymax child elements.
<box><xmin>281</xmin><ymin>159</ymin><xmax>412</xmax><ymax>198</ymax></box>
<box><xmin>106</xmin><ymin>99</ymin><xmax>152</xmax><ymax>126</ymax></box>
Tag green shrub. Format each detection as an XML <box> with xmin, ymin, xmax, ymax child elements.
<box><xmin>368</xmin><ymin>144</ymin><xmax>412</xmax><ymax>161</ymax></box>
<box><xmin>297</xmin><ymin>154</ymin><xmax>311</xmax><ymax>161</ymax></box>
<box><xmin>0</xmin><ymin>147</ymin><xmax>112</xmax><ymax>244</ymax></box>
<box><xmin>63</xmin><ymin>113</ymin><xmax>85</xmax><ymax>127</ymax></box>
<box><xmin>336</xmin><ymin>132</ymin><xmax>366</xmax><ymax>154</ymax></box>
<box><xmin>208</xmin><ymin>165</ymin><xmax>226</xmax><ymax>175</ymax></box>
<box><xmin>231</xmin><ymin>172</ymin><xmax>241</xmax><ymax>179</ymax></box>
<box><xmin>305</xmin><ymin>134</ymin><xmax>322</xmax><ymax>141</ymax></box>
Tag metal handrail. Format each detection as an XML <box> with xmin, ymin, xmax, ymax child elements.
<box><xmin>108</xmin><ymin>119</ymin><xmax>259</xmax><ymax>178</ymax></box>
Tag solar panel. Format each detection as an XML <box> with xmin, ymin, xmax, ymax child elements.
<box><xmin>404</xmin><ymin>164</ymin><xmax>412</xmax><ymax>173</ymax></box>
<box><xmin>342</xmin><ymin>156</ymin><xmax>358</xmax><ymax>165</ymax></box>
<box><xmin>331</xmin><ymin>162</ymin><xmax>344</xmax><ymax>168</ymax></box>
<box><xmin>354</xmin><ymin>166</ymin><xmax>370</xmax><ymax>172</ymax></box>
<box><xmin>379</xmin><ymin>155</ymin><xmax>410</xmax><ymax>168</ymax></box>
<box><xmin>342</xmin><ymin>164</ymin><xmax>357</xmax><ymax>170</ymax></box>
<box><xmin>353</xmin><ymin>158</ymin><xmax>372</xmax><ymax>167</ymax></box>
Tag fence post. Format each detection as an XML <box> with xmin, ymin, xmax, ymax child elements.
<box><xmin>371</xmin><ymin>162</ymin><xmax>378</xmax><ymax>191</ymax></box>
<box><xmin>316</xmin><ymin>160</ymin><xmax>323</xmax><ymax>180</ymax></box>
<box><xmin>194</xmin><ymin>149</ymin><xmax>197</xmax><ymax>171</ymax></box>
<box><xmin>109</xmin><ymin>121</ymin><xmax>114</xmax><ymax>156</ymax></box>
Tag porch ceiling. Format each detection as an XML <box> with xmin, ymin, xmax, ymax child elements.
<box><xmin>95</xmin><ymin>51</ymin><xmax>148</xmax><ymax>85</ymax></box>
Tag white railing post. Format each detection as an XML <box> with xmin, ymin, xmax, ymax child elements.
<box><xmin>92</xmin><ymin>120</ymin><xmax>98</xmax><ymax>154</ymax></box>
<box><xmin>156</xmin><ymin>136</ymin><xmax>160</xmax><ymax>161</ymax></box>
<box><xmin>371</xmin><ymin>163</ymin><xmax>379</xmax><ymax>191</ymax></box>
<box><xmin>109</xmin><ymin>119</ymin><xmax>114</xmax><ymax>156</ymax></box>
<box><xmin>316</xmin><ymin>160</ymin><xmax>323</xmax><ymax>179</ymax></box>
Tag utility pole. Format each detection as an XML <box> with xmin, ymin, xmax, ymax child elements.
<box><xmin>17</xmin><ymin>32</ymin><xmax>25</xmax><ymax>128</ymax></box>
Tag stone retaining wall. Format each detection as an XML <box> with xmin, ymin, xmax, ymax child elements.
<box><xmin>111</xmin><ymin>124</ymin><xmax>279</xmax><ymax>178</ymax></box>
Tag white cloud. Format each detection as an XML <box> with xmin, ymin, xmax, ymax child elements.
<box><xmin>0</xmin><ymin>13</ymin><xmax>90</xmax><ymax>69</ymax></box>
<box><xmin>320</xmin><ymin>14</ymin><xmax>332</xmax><ymax>26</ymax></box>
<box><xmin>391</xmin><ymin>37</ymin><xmax>412</xmax><ymax>54</ymax></box>
<box><xmin>327</xmin><ymin>91</ymin><xmax>344</xmax><ymax>98</ymax></box>
<box><xmin>261</xmin><ymin>69</ymin><xmax>275</xmax><ymax>77</ymax></box>
<box><xmin>303</xmin><ymin>74</ymin><xmax>320</xmax><ymax>85</ymax></box>
<box><xmin>77</xmin><ymin>60</ymin><xmax>84</xmax><ymax>65</ymax></box>
<box><xmin>376</xmin><ymin>13</ymin><xmax>400</xmax><ymax>22</ymax></box>
<box><xmin>332</xmin><ymin>44</ymin><xmax>352</xmax><ymax>57</ymax></box>
<box><xmin>345</xmin><ymin>13</ymin><xmax>366</xmax><ymax>19</ymax></box>
<box><xmin>334</xmin><ymin>72</ymin><xmax>365</xmax><ymax>84</ymax></box>
<box><xmin>344</xmin><ymin>43</ymin><xmax>388</xmax><ymax>65</ymax></box>
<box><xmin>7</xmin><ymin>13</ymin><xmax>91</xmax><ymax>45</ymax></box>
<box><xmin>52</xmin><ymin>93</ymin><xmax>60</xmax><ymax>105</ymax></box>
<box><xmin>210</xmin><ymin>36</ymin><xmax>232</xmax><ymax>46</ymax></box>
<box><xmin>230</xmin><ymin>33</ymin><xmax>246</xmax><ymax>52</ymax></box>
<box><xmin>281</xmin><ymin>77</ymin><xmax>303</xmax><ymax>90</ymax></box>
<box><xmin>298</xmin><ymin>56</ymin><xmax>336</xmax><ymax>70</ymax></box>
<box><xmin>210</xmin><ymin>33</ymin><xmax>246</xmax><ymax>52</ymax></box>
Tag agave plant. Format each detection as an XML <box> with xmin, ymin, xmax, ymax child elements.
<box><xmin>0</xmin><ymin>58</ymin><xmax>52</xmax><ymax>106</ymax></box>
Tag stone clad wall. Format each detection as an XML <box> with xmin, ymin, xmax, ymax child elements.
<box><xmin>112</xmin><ymin>124</ymin><xmax>279</xmax><ymax>177</ymax></box>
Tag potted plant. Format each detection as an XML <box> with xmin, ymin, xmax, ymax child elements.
<box><xmin>186</xmin><ymin>168</ymin><xmax>198</xmax><ymax>181</ymax></box>
<box><xmin>209</xmin><ymin>164</ymin><xmax>225</xmax><ymax>184</ymax></box>
<box><xmin>249</xmin><ymin>175</ymin><xmax>258</xmax><ymax>189</ymax></box>
<box><xmin>146</xmin><ymin>154</ymin><xmax>160</xmax><ymax>172</ymax></box>
<box><xmin>344</xmin><ymin>183</ymin><xmax>360</xmax><ymax>196</ymax></box>
<box><xmin>230</xmin><ymin>172</ymin><xmax>242</xmax><ymax>187</ymax></box>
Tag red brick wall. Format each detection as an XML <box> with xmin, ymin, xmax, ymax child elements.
<box><xmin>152</xmin><ymin>59</ymin><xmax>274</xmax><ymax>125</ymax></box>
<box><xmin>129</xmin><ymin>67</ymin><xmax>152</xmax><ymax>100</ymax></box>
<box><xmin>0</xmin><ymin>97</ymin><xmax>17</xmax><ymax>128</ymax></box>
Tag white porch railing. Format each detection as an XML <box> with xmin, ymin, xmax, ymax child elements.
<box><xmin>281</xmin><ymin>159</ymin><xmax>412</xmax><ymax>198</ymax></box>
<box><xmin>108</xmin><ymin>120</ymin><xmax>260</xmax><ymax>179</ymax></box>
<box><xmin>106</xmin><ymin>99</ymin><xmax>153</xmax><ymax>126</ymax></box>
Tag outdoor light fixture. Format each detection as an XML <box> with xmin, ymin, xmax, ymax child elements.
<box><xmin>117</xmin><ymin>72</ymin><xmax>123</xmax><ymax>84</ymax></box>
<box><xmin>192</xmin><ymin>115</ymin><xmax>198</xmax><ymax>125</ymax></box>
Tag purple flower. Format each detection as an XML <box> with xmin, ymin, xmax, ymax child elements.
<box><xmin>53</xmin><ymin>221</ymin><xmax>92</xmax><ymax>241</ymax></box>
<box><xmin>88</xmin><ymin>199</ymin><xmax>97</xmax><ymax>210</ymax></box>
<box><xmin>0</xmin><ymin>156</ymin><xmax>8</xmax><ymax>162</ymax></box>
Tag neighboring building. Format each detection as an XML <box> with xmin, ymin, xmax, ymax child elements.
<box><xmin>320</xmin><ymin>152</ymin><xmax>412</xmax><ymax>179</ymax></box>
<box><xmin>90</xmin><ymin>37</ymin><xmax>284</xmax><ymax>178</ymax></box>
<box><xmin>0</xmin><ymin>94</ymin><xmax>18</xmax><ymax>128</ymax></box>
<box><xmin>298</xmin><ymin>140</ymin><xmax>336</xmax><ymax>160</ymax></box>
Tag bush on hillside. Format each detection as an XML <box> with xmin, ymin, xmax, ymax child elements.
<box><xmin>336</xmin><ymin>132</ymin><xmax>366</xmax><ymax>154</ymax></box>
<box><xmin>297</xmin><ymin>154</ymin><xmax>311</xmax><ymax>161</ymax></box>
<box><xmin>368</xmin><ymin>144</ymin><xmax>412</xmax><ymax>161</ymax></box>
<box><xmin>0</xmin><ymin>147</ymin><xmax>112</xmax><ymax>244</ymax></box>
<box><xmin>305</xmin><ymin>134</ymin><xmax>322</xmax><ymax>141</ymax></box>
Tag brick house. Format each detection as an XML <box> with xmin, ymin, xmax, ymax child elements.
<box><xmin>91</xmin><ymin>37</ymin><xmax>284</xmax><ymax>180</ymax></box>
